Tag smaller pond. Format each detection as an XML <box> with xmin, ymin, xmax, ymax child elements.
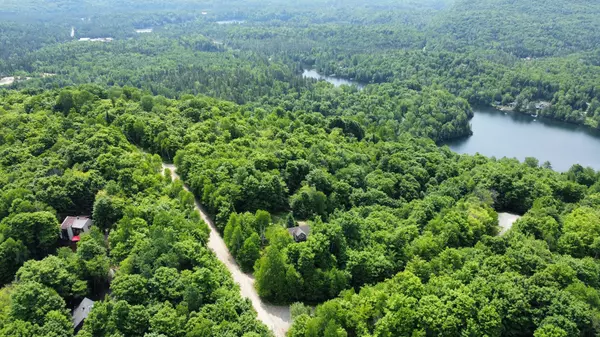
<box><xmin>78</xmin><ymin>37</ymin><xmax>114</xmax><ymax>42</ymax></box>
<box><xmin>0</xmin><ymin>76</ymin><xmax>32</xmax><ymax>86</ymax></box>
<box><xmin>216</xmin><ymin>20</ymin><xmax>245</xmax><ymax>25</ymax></box>
<box><xmin>0</xmin><ymin>77</ymin><xmax>15</xmax><ymax>86</ymax></box>
<box><xmin>302</xmin><ymin>69</ymin><xmax>363</xmax><ymax>88</ymax></box>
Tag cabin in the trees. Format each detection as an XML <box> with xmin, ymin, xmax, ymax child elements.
<box><xmin>72</xmin><ymin>297</ymin><xmax>94</xmax><ymax>332</ymax></box>
<box><xmin>60</xmin><ymin>216</ymin><xmax>93</xmax><ymax>243</ymax></box>
<box><xmin>287</xmin><ymin>225</ymin><xmax>310</xmax><ymax>242</ymax></box>
<box><xmin>535</xmin><ymin>101</ymin><xmax>551</xmax><ymax>110</ymax></box>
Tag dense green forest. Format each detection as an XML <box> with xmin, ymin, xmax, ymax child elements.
<box><xmin>1</xmin><ymin>84</ymin><xmax>598</xmax><ymax>336</ymax></box>
<box><xmin>3</xmin><ymin>0</ymin><xmax>600</xmax><ymax>128</ymax></box>
<box><xmin>1</xmin><ymin>0</ymin><xmax>600</xmax><ymax>336</ymax></box>
<box><xmin>0</xmin><ymin>87</ymin><xmax>271</xmax><ymax>336</ymax></box>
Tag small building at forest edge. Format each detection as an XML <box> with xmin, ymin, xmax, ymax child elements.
<box><xmin>287</xmin><ymin>225</ymin><xmax>310</xmax><ymax>242</ymax></box>
<box><xmin>72</xmin><ymin>297</ymin><xmax>94</xmax><ymax>332</ymax></box>
<box><xmin>61</xmin><ymin>216</ymin><xmax>93</xmax><ymax>242</ymax></box>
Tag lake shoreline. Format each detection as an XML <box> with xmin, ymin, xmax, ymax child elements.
<box><xmin>491</xmin><ymin>103</ymin><xmax>599</xmax><ymax>133</ymax></box>
<box><xmin>445</xmin><ymin>106</ymin><xmax>600</xmax><ymax>171</ymax></box>
<box><xmin>297</xmin><ymin>71</ymin><xmax>600</xmax><ymax>171</ymax></box>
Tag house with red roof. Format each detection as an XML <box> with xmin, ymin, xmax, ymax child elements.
<box><xmin>60</xmin><ymin>216</ymin><xmax>93</xmax><ymax>242</ymax></box>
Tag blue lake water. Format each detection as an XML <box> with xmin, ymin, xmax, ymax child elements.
<box><xmin>302</xmin><ymin>69</ymin><xmax>364</xmax><ymax>88</ymax></box>
<box><xmin>445</xmin><ymin>107</ymin><xmax>600</xmax><ymax>172</ymax></box>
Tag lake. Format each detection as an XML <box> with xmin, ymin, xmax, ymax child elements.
<box><xmin>0</xmin><ymin>77</ymin><xmax>15</xmax><ymax>86</ymax></box>
<box><xmin>445</xmin><ymin>107</ymin><xmax>600</xmax><ymax>172</ymax></box>
<box><xmin>216</xmin><ymin>20</ymin><xmax>245</xmax><ymax>25</ymax></box>
<box><xmin>300</xmin><ymin>71</ymin><xmax>600</xmax><ymax>171</ymax></box>
<box><xmin>302</xmin><ymin>69</ymin><xmax>364</xmax><ymax>88</ymax></box>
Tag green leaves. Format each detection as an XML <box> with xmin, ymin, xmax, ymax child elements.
<box><xmin>2</xmin><ymin>48</ymin><xmax>600</xmax><ymax>336</ymax></box>
<box><xmin>0</xmin><ymin>239</ymin><xmax>28</xmax><ymax>286</ymax></box>
<box><xmin>290</xmin><ymin>186</ymin><xmax>327</xmax><ymax>220</ymax></box>
<box><xmin>111</xmin><ymin>274</ymin><xmax>149</xmax><ymax>305</ymax></box>
<box><xmin>10</xmin><ymin>282</ymin><xmax>66</xmax><ymax>326</ymax></box>
<box><xmin>149</xmin><ymin>267</ymin><xmax>184</xmax><ymax>303</ymax></box>
<box><xmin>254</xmin><ymin>245</ymin><xmax>293</xmax><ymax>303</ymax></box>
<box><xmin>558</xmin><ymin>207</ymin><xmax>600</xmax><ymax>258</ymax></box>
<box><xmin>92</xmin><ymin>191</ymin><xmax>125</xmax><ymax>231</ymax></box>
<box><xmin>16</xmin><ymin>256</ymin><xmax>87</xmax><ymax>301</ymax></box>
<box><xmin>0</xmin><ymin>212</ymin><xmax>59</xmax><ymax>259</ymax></box>
<box><xmin>238</xmin><ymin>233</ymin><xmax>261</xmax><ymax>273</ymax></box>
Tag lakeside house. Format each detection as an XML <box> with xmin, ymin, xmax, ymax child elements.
<box><xmin>535</xmin><ymin>101</ymin><xmax>551</xmax><ymax>110</ymax></box>
<box><xmin>287</xmin><ymin>225</ymin><xmax>310</xmax><ymax>242</ymax></box>
<box><xmin>72</xmin><ymin>297</ymin><xmax>94</xmax><ymax>332</ymax></box>
<box><xmin>61</xmin><ymin>216</ymin><xmax>93</xmax><ymax>243</ymax></box>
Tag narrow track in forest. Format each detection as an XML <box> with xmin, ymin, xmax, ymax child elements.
<box><xmin>162</xmin><ymin>164</ymin><xmax>291</xmax><ymax>337</ymax></box>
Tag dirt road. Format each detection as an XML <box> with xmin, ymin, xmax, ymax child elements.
<box><xmin>162</xmin><ymin>164</ymin><xmax>291</xmax><ymax>337</ymax></box>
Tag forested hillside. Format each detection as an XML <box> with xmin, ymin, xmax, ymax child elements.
<box><xmin>4</xmin><ymin>0</ymin><xmax>600</xmax><ymax>129</ymax></box>
<box><xmin>1</xmin><ymin>85</ymin><xmax>598</xmax><ymax>336</ymax></box>
<box><xmin>1</xmin><ymin>0</ymin><xmax>600</xmax><ymax>336</ymax></box>
<box><xmin>0</xmin><ymin>88</ymin><xmax>270</xmax><ymax>337</ymax></box>
<box><xmin>428</xmin><ymin>0</ymin><xmax>600</xmax><ymax>57</ymax></box>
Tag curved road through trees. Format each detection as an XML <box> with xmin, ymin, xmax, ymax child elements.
<box><xmin>162</xmin><ymin>164</ymin><xmax>291</xmax><ymax>337</ymax></box>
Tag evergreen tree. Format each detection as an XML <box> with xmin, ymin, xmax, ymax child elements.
<box><xmin>239</xmin><ymin>233</ymin><xmax>261</xmax><ymax>273</ymax></box>
<box><xmin>255</xmin><ymin>246</ymin><xmax>290</xmax><ymax>303</ymax></box>
<box><xmin>286</xmin><ymin>212</ymin><xmax>296</xmax><ymax>228</ymax></box>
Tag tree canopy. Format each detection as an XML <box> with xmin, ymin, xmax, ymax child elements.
<box><xmin>2</xmin><ymin>0</ymin><xmax>600</xmax><ymax>336</ymax></box>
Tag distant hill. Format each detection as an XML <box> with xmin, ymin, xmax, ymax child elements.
<box><xmin>426</xmin><ymin>0</ymin><xmax>600</xmax><ymax>57</ymax></box>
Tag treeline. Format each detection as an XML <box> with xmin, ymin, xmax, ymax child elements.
<box><xmin>0</xmin><ymin>87</ymin><xmax>270</xmax><ymax>337</ymax></box>
<box><xmin>183</xmin><ymin>0</ymin><xmax>600</xmax><ymax>128</ymax></box>
<box><xmin>6</xmin><ymin>34</ymin><xmax>475</xmax><ymax>141</ymax></box>
<box><xmin>0</xmin><ymin>21</ymin><xmax>70</xmax><ymax>73</ymax></box>
<box><xmin>6</xmin><ymin>35</ymin><xmax>310</xmax><ymax>105</ymax></box>
<box><xmin>251</xmin><ymin>82</ymin><xmax>474</xmax><ymax>142</ymax></box>
<box><xmin>4</xmin><ymin>0</ymin><xmax>600</xmax><ymax>131</ymax></box>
